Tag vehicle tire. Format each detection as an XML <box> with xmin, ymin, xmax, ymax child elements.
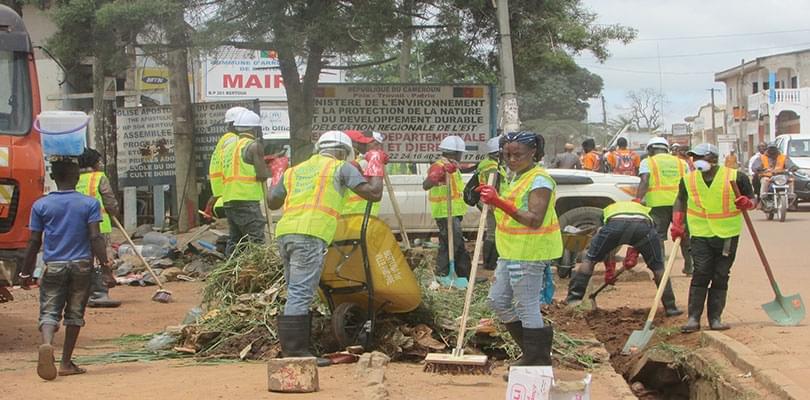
<box><xmin>557</xmin><ymin>207</ymin><xmax>604</xmax><ymax>276</ymax></box>
<box><xmin>779</xmin><ymin>196</ymin><xmax>788</xmax><ymax>222</ymax></box>
<box><xmin>331</xmin><ymin>302</ymin><xmax>369</xmax><ymax>349</ymax></box>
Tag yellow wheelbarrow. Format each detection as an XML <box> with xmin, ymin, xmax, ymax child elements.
<box><xmin>557</xmin><ymin>225</ymin><xmax>598</xmax><ymax>278</ymax></box>
<box><xmin>320</xmin><ymin>206</ymin><xmax>421</xmax><ymax>349</ymax></box>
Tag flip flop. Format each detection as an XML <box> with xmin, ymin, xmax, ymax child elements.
<box><xmin>58</xmin><ymin>362</ymin><xmax>86</xmax><ymax>376</ymax></box>
<box><xmin>37</xmin><ymin>344</ymin><xmax>57</xmax><ymax>381</ymax></box>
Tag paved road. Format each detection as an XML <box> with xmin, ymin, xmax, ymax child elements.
<box><xmin>674</xmin><ymin>206</ymin><xmax>810</xmax><ymax>391</ymax></box>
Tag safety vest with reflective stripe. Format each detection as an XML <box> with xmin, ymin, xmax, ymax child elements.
<box><xmin>428</xmin><ymin>158</ymin><xmax>466</xmax><ymax>219</ymax></box>
<box><xmin>645</xmin><ymin>154</ymin><xmax>687</xmax><ymax>207</ymax></box>
<box><xmin>759</xmin><ymin>154</ymin><xmax>786</xmax><ymax>177</ymax></box>
<box><xmin>602</xmin><ymin>201</ymin><xmax>652</xmax><ymax>223</ymax></box>
<box><xmin>684</xmin><ymin>166</ymin><xmax>742</xmax><ymax>239</ymax></box>
<box><xmin>221</xmin><ymin>135</ymin><xmax>263</xmax><ymax>203</ymax></box>
<box><xmin>77</xmin><ymin>171</ymin><xmax>112</xmax><ymax>234</ymax></box>
<box><xmin>342</xmin><ymin>158</ymin><xmax>380</xmax><ymax>216</ymax></box>
<box><xmin>209</xmin><ymin>131</ymin><xmax>238</xmax><ymax>197</ymax></box>
<box><xmin>477</xmin><ymin>158</ymin><xmax>503</xmax><ymax>185</ymax></box>
<box><xmin>495</xmin><ymin>166</ymin><xmax>563</xmax><ymax>261</ymax></box>
<box><xmin>276</xmin><ymin>154</ymin><xmax>346</xmax><ymax>244</ymax></box>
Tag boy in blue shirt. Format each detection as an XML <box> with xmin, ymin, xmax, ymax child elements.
<box><xmin>18</xmin><ymin>159</ymin><xmax>114</xmax><ymax>381</ymax></box>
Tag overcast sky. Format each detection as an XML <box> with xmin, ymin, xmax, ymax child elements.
<box><xmin>575</xmin><ymin>0</ymin><xmax>810</xmax><ymax>130</ymax></box>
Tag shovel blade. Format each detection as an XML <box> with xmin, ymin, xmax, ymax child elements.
<box><xmin>437</xmin><ymin>275</ymin><xmax>468</xmax><ymax>289</ymax></box>
<box><xmin>621</xmin><ymin>329</ymin><xmax>654</xmax><ymax>355</ymax></box>
<box><xmin>762</xmin><ymin>294</ymin><xmax>805</xmax><ymax>326</ymax></box>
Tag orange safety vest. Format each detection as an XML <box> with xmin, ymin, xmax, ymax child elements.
<box><xmin>759</xmin><ymin>154</ymin><xmax>786</xmax><ymax>177</ymax></box>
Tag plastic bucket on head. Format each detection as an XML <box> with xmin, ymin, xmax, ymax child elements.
<box><xmin>34</xmin><ymin>111</ymin><xmax>89</xmax><ymax>156</ymax></box>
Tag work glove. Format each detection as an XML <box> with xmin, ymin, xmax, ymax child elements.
<box><xmin>734</xmin><ymin>195</ymin><xmax>755</xmax><ymax>210</ymax></box>
<box><xmin>427</xmin><ymin>163</ymin><xmax>447</xmax><ymax>185</ymax></box>
<box><xmin>623</xmin><ymin>247</ymin><xmax>640</xmax><ymax>270</ymax></box>
<box><xmin>363</xmin><ymin>149</ymin><xmax>389</xmax><ymax>177</ymax></box>
<box><xmin>269</xmin><ymin>156</ymin><xmax>289</xmax><ymax>185</ymax></box>
<box><xmin>443</xmin><ymin>162</ymin><xmax>458</xmax><ymax>174</ymax></box>
<box><xmin>670</xmin><ymin>211</ymin><xmax>686</xmax><ymax>240</ymax></box>
<box><xmin>604</xmin><ymin>257</ymin><xmax>617</xmax><ymax>285</ymax></box>
<box><xmin>475</xmin><ymin>184</ymin><xmax>518</xmax><ymax>217</ymax></box>
<box><xmin>203</xmin><ymin>199</ymin><xmax>215</xmax><ymax>219</ymax></box>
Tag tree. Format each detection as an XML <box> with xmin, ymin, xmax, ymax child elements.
<box><xmin>624</xmin><ymin>88</ymin><xmax>664</xmax><ymax>131</ymax></box>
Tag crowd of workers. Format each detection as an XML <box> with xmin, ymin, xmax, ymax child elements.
<box><xmin>17</xmin><ymin>103</ymin><xmax>800</xmax><ymax>381</ymax></box>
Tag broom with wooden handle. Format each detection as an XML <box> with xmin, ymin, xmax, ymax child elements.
<box><xmin>112</xmin><ymin>216</ymin><xmax>172</xmax><ymax>303</ymax></box>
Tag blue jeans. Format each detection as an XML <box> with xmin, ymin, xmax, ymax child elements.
<box><xmin>278</xmin><ymin>234</ymin><xmax>327</xmax><ymax>316</ymax></box>
<box><xmin>487</xmin><ymin>259</ymin><xmax>549</xmax><ymax>329</ymax></box>
<box><xmin>39</xmin><ymin>261</ymin><xmax>93</xmax><ymax>329</ymax></box>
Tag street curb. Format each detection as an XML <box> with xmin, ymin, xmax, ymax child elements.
<box><xmin>701</xmin><ymin>331</ymin><xmax>810</xmax><ymax>399</ymax></box>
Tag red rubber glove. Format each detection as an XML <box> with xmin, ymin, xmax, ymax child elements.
<box><xmin>623</xmin><ymin>247</ymin><xmax>640</xmax><ymax>270</ymax></box>
<box><xmin>443</xmin><ymin>162</ymin><xmax>458</xmax><ymax>174</ymax></box>
<box><xmin>269</xmin><ymin>156</ymin><xmax>288</xmax><ymax>185</ymax></box>
<box><xmin>203</xmin><ymin>198</ymin><xmax>215</xmax><ymax>219</ymax></box>
<box><xmin>364</xmin><ymin>149</ymin><xmax>389</xmax><ymax>177</ymax></box>
<box><xmin>427</xmin><ymin>163</ymin><xmax>447</xmax><ymax>185</ymax></box>
<box><xmin>604</xmin><ymin>257</ymin><xmax>617</xmax><ymax>285</ymax></box>
<box><xmin>475</xmin><ymin>184</ymin><xmax>519</xmax><ymax>217</ymax></box>
<box><xmin>734</xmin><ymin>195</ymin><xmax>754</xmax><ymax>210</ymax></box>
<box><xmin>670</xmin><ymin>211</ymin><xmax>686</xmax><ymax>240</ymax></box>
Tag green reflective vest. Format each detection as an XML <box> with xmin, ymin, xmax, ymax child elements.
<box><xmin>494</xmin><ymin>166</ymin><xmax>563</xmax><ymax>261</ymax></box>
<box><xmin>209</xmin><ymin>131</ymin><xmax>238</xmax><ymax>197</ymax></box>
<box><xmin>603</xmin><ymin>201</ymin><xmax>652</xmax><ymax>223</ymax></box>
<box><xmin>645</xmin><ymin>154</ymin><xmax>687</xmax><ymax>207</ymax></box>
<box><xmin>76</xmin><ymin>171</ymin><xmax>111</xmax><ymax>233</ymax></box>
<box><xmin>276</xmin><ymin>154</ymin><xmax>346</xmax><ymax>244</ymax></box>
<box><xmin>684</xmin><ymin>166</ymin><xmax>742</xmax><ymax>238</ymax></box>
<box><xmin>221</xmin><ymin>135</ymin><xmax>263</xmax><ymax>203</ymax></box>
<box><xmin>428</xmin><ymin>158</ymin><xmax>466</xmax><ymax>219</ymax></box>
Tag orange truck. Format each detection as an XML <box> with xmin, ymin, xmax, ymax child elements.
<box><xmin>0</xmin><ymin>5</ymin><xmax>45</xmax><ymax>297</ymax></box>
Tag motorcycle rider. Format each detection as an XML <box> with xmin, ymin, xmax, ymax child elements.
<box><xmin>750</xmin><ymin>142</ymin><xmax>798</xmax><ymax>207</ymax></box>
<box><xmin>748</xmin><ymin>143</ymin><xmax>767</xmax><ymax>199</ymax></box>
<box><xmin>636</xmin><ymin>137</ymin><xmax>693</xmax><ymax>275</ymax></box>
<box><xmin>674</xmin><ymin>143</ymin><xmax>756</xmax><ymax>333</ymax></box>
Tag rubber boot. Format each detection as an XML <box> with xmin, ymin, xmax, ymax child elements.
<box><xmin>707</xmin><ymin>289</ymin><xmax>730</xmax><ymax>331</ymax></box>
<box><xmin>504</xmin><ymin>321</ymin><xmax>524</xmax><ymax>356</ymax></box>
<box><xmin>87</xmin><ymin>269</ymin><xmax>121</xmax><ymax>308</ymax></box>
<box><xmin>660</xmin><ymin>281</ymin><xmax>684</xmax><ymax>317</ymax></box>
<box><xmin>681</xmin><ymin>286</ymin><xmax>708</xmax><ymax>333</ymax></box>
<box><xmin>503</xmin><ymin>325</ymin><xmax>552</xmax><ymax>381</ymax></box>
<box><xmin>564</xmin><ymin>272</ymin><xmax>592</xmax><ymax>305</ymax></box>
<box><xmin>277</xmin><ymin>315</ymin><xmax>331</xmax><ymax>366</ymax></box>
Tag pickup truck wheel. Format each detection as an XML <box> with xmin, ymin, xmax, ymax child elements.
<box><xmin>557</xmin><ymin>207</ymin><xmax>604</xmax><ymax>278</ymax></box>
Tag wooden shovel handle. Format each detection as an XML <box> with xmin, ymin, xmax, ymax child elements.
<box><xmin>384</xmin><ymin>174</ymin><xmax>410</xmax><ymax>250</ymax></box>
<box><xmin>645</xmin><ymin>237</ymin><xmax>680</xmax><ymax>324</ymax></box>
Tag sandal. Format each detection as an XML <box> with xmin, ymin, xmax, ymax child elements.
<box><xmin>37</xmin><ymin>344</ymin><xmax>57</xmax><ymax>381</ymax></box>
<box><xmin>58</xmin><ymin>362</ymin><xmax>87</xmax><ymax>376</ymax></box>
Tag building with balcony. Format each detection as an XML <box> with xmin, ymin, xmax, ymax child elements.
<box><xmin>714</xmin><ymin>48</ymin><xmax>810</xmax><ymax>155</ymax></box>
<box><xmin>684</xmin><ymin>103</ymin><xmax>726</xmax><ymax>148</ymax></box>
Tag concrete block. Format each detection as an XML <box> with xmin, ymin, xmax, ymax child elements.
<box><xmin>267</xmin><ymin>357</ymin><xmax>319</xmax><ymax>393</ymax></box>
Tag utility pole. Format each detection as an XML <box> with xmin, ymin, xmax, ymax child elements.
<box><xmin>495</xmin><ymin>0</ymin><xmax>520</xmax><ymax>133</ymax></box>
<box><xmin>708</xmin><ymin>88</ymin><xmax>720</xmax><ymax>146</ymax></box>
<box><xmin>601</xmin><ymin>94</ymin><xmax>608</xmax><ymax>127</ymax></box>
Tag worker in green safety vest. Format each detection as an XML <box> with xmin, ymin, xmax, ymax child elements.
<box><xmin>565</xmin><ymin>200</ymin><xmax>683</xmax><ymax>318</ymax></box>
<box><xmin>474</xmin><ymin>136</ymin><xmax>504</xmax><ymax>270</ymax></box>
<box><xmin>76</xmin><ymin>148</ymin><xmax>121</xmax><ymax>308</ymax></box>
<box><xmin>341</xmin><ymin>130</ymin><xmax>388</xmax><ymax>216</ymax></box>
<box><xmin>220</xmin><ymin>110</ymin><xmax>271</xmax><ymax>256</ymax></box>
<box><xmin>205</xmin><ymin>106</ymin><xmax>246</xmax><ymax>219</ymax></box>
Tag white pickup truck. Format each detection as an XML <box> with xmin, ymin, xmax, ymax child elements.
<box><xmin>375</xmin><ymin>165</ymin><xmax>640</xmax><ymax>237</ymax></box>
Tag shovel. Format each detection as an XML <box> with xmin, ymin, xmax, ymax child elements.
<box><xmin>622</xmin><ymin>237</ymin><xmax>681</xmax><ymax>355</ymax></box>
<box><xmin>731</xmin><ymin>182</ymin><xmax>805</xmax><ymax>326</ymax></box>
<box><xmin>589</xmin><ymin>267</ymin><xmax>628</xmax><ymax>310</ymax></box>
<box><xmin>437</xmin><ymin>171</ymin><xmax>468</xmax><ymax>289</ymax></box>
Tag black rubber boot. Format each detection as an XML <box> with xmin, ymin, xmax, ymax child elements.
<box><xmin>660</xmin><ymin>281</ymin><xmax>684</xmax><ymax>317</ymax></box>
<box><xmin>521</xmin><ymin>326</ymin><xmax>553</xmax><ymax>366</ymax></box>
<box><xmin>564</xmin><ymin>272</ymin><xmax>592</xmax><ymax>305</ymax></box>
<box><xmin>681</xmin><ymin>286</ymin><xmax>708</xmax><ymax>333</ymax></box>
<box><xmin>707</xmin><ymin>289</ymin><xmax>730</xmax><ymax>331</ymax></box>
<box><xmin>277</xmin><ymin>315</ymin><xmax>331</xmax><ymax>366</ymax></box>
<box><xmin>504</xmin><ymin>321</ymin><xmax>524</xmax><ymax>353</ymax></box>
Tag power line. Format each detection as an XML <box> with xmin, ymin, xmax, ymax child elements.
<box><xmin>590</xmin><ymin>41</ymin><xmax>810</xmax><ymax>60</ymax></box>
<box><xmin>580</xmin><ymin>64</ymin><xmax>714</xmax><ymax>75</ymax></box>
<box><xmin>636</xmin><ymin>28</ymin><xmax>810</xmax><ymax>41</ymax></box>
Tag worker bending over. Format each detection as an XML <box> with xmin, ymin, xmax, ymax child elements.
<box><xmin>220</xmin><ymin>110</ymin><xmax>271</xmax><ymax>255</ymax></box>
<box><xmin>423</xmin><ymin>136</ymin><xmax>472</xmax><ymax>280</ymax></box>
<box><xmin>674</xmin><ymin>144</ymin><xmax>755</xmax><ymax>333</ymax></box>
<box><xmin>477</xmin><ymin>131</ymin><xmax>562</xmax><ymax>373</ymax></box>
<box><xmin>564</xmin><ymin>201</ymin><xmax>683</xmax><ymax>316</ymax></box>
<box><xmin>636</xmin><ymin>137</ymin><xmax>693</xmax><ymax>275</ymax></box>
<box><xmin>269</xmin><ymin>131</ymin><xmax>383</xmax><ymax>362</ymax></box>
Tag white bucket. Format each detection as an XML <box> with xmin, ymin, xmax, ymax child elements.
<box><xmin>34</xmin><ymin>111</ymin><xmax>89</xmax><ymax>156</ymax></box>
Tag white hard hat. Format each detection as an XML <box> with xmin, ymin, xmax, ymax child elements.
<box><xmin>370</xmin><ymin>131</ymin><xmax>384</xmax><ymax>143</ymax></box>
<box><xmin>483</xmin><ymin>136</ymin><xmax>500</xmax><ymax>154</ymax></box>
<box><xmin>233</xmin><ymin>110</ymin><xmax>261</xmax><ymax>127</ymax></box>
<box><xmin>439</xmin><ymin>135</ymin><xmax>466</xmax><ymax>152</ymax></box>
<box><xmin>646</xmin><ymin>136</ymin><xmax>669</xmax><ymax>151</ymax></box>
<box><xmin>688</xmin><ymin>143</ymin><xmax>719</xmax><ymax>157</ymax></box>
<box><xmin>224</xmin><ymin>106</ymin><xmax>249</xmax><ymax>123</ymax></box>
<box><xmin>317</xmin><ymin>130</ymin><xmax>353</xmax><ymax>153</ymax></box>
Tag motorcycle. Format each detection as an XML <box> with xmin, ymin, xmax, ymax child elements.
<box><xmin>760</xmin><ymin>171</ymin><xmax>793</xmax><ymax>222</ymax></box>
